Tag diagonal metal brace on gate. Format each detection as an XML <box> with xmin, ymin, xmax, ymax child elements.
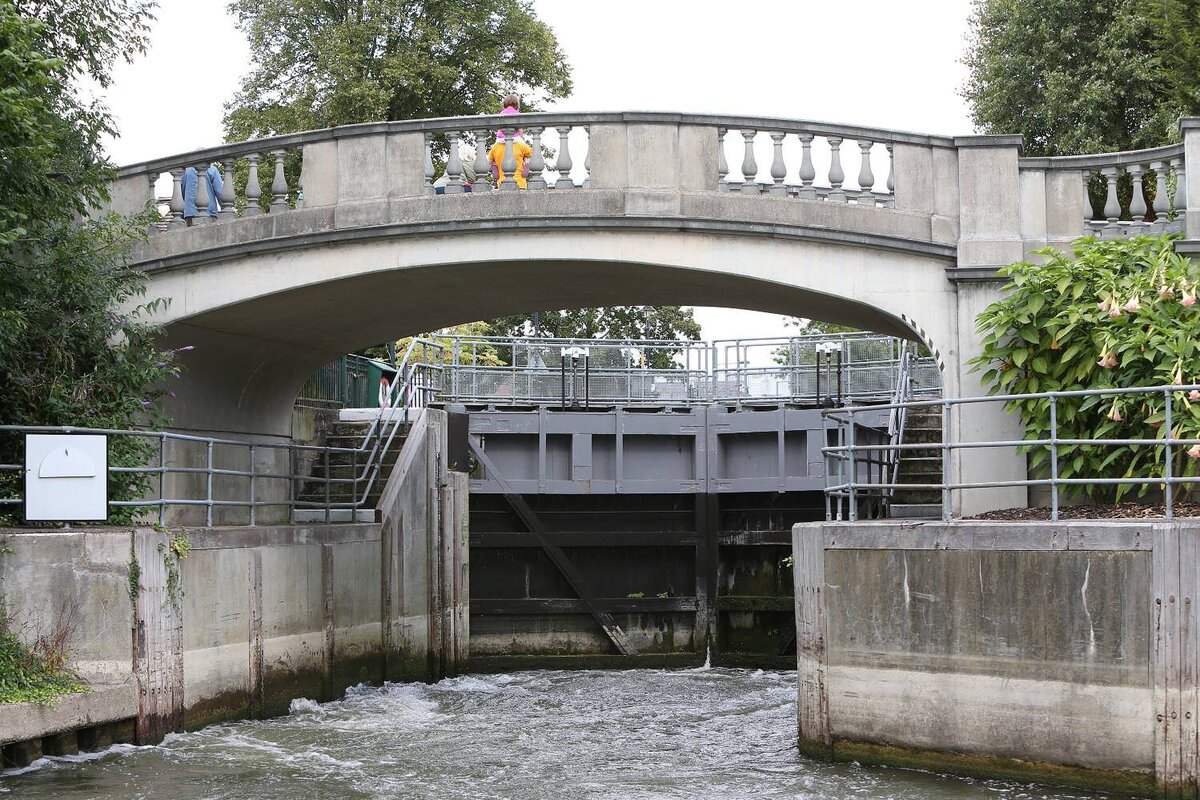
<box><xmin>468</xmin><ymin>439</ymin><xmax>634</xmax><ymax>656</ymax></box>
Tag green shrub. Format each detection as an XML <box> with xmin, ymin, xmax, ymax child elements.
<box><xmin>972</xmin><ymin>234</ymin><xmax>1200</xmax><ymax>500</ymax></box>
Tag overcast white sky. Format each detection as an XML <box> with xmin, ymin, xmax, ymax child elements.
<box><xmin>101</xmin><ymin>0</ymin><xmax>977</xmax><ymax>342</ymax></box>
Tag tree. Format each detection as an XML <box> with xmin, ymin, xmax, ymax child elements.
<box><xmin>223</xmin><ymin>0</ymin><xmax>573</xmax><ymax>140</ymax></box>
<box><xmin>962</xmin><ymin>0</ymin><xmax>1187</xmax><ymax>155</ymax></box>
<box><xmin>972</xmin><ymin>235</ymin><xmax>1200</xmax><ymax>500</ymax></box>
<box><xmin>0</xmin><ymin>1</ymin><xmax>179</xmax><ymax>522</ymax></box>
<box><xmin>486</xmin><ymin>307</ymin><xmax>702</xmax><ymax>369</ymax></box>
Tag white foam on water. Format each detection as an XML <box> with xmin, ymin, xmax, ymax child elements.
<box><xmin>288</xmin><ymin>697</ymin><xmax>322</xmax><ymax>715</ymax></box>
<box><xmin>0</xmin><ymin>742</ymin><xmax>145</xmax><ymax>778</ymax></box>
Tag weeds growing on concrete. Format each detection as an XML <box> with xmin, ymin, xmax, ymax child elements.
<box><xmin>0</xmin><ymin>604</ymin><xmax>86</xmax><ymax>704</ymax></box>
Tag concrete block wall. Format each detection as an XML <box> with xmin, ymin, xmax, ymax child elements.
<box><xmin>0</xmin><ymin>414</ymin><xmax>466</xmax><ymax>749</ymax></box>
<box><xmin>791</xmin><ymin>520</ymin><xmax>1200</xmax><ymax>796</ymax></box>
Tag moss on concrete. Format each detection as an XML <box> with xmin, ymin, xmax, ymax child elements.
<box><xmin>833</xmin><ymin>738</ymin><xmax>1155</xmax><ymax>798</ymax></box>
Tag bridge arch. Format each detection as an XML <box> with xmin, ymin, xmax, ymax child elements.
<box><xmin>146</xmin><ymin>223</ymin><xmax>957</xmax><ymax>437</ymax></box>
<box><xmin>111</xmin><ymin>111</ymin><xmax>1104</xmax><ymax>512</ymax></box>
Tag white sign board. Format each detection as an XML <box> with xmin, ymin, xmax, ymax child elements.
<box><xmin>24</xmin><ymin>434</ymin><xmax>108</xmax><ymax>522</ymax></box>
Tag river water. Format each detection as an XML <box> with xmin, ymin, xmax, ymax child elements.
<box><xmin>3</xmin><ymin>667</ymin><xmax>1113</xmax><ymax>799</ymax></box>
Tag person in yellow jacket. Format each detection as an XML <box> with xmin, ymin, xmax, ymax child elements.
<box><xmin>488</xmin><ymin>94</ymin><xmax>533</xmax><ymax>188</ymax></box>
<box><xmin>488</xmin><ymin>135</ymin><xmax>533</xmax><ymax>188</ymax></box>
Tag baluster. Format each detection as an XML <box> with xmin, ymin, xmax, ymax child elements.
<box><xmin>474</xmin><ymin>129</ymin><xmax>491</xmax><ymax>190</ymax></box>
<box><xmin>1151</xmin><ymin>160</ymin><xmax>1169</xmax><ymax>224</ymax></box>
<box><xmin>424</xmin><ymin>134</ymin><xmax>435</xmax><ymax>195</ymax></box>
<box><xmin>1173</xmin><ymin>157</ymin><xmax>1188</xmax><ymax>227</ymax></box>
<box><xmin>583</xmin><ymin>125</ymin><xmax>591</xmax><ymax>188</ymax></box>
<box><xmin>740</xmin><ymin>129</ymin><xmax>759</xmax><ymax>194</ymax></box>
<box><xmin>1089</xmin><ymin>170</ymin><xmax>1099</xmax><ymax>230</ymax></box>
<box><xmin>148</xmin><ymin>173</ymin><xmax>162</xmax><ymax>233</ymax></box>
<box><xmin>192</xmin><ymin>163</ymin><xmax>211</xmax><ymax>225</ymax></box>
<box><xmin>244</xmin><ymin>154</ymin><xmax>262</xmax><ymax>216</ymax></box>
<box><xmin>718</xmin><ymin>128</ymin><xmax>729</xmax><ymax>191</ymax></box>
<box><xmin>827</xmin><ymin>137</ymin><xmax>846</xmax><ymax>202</ymax></box>
<box><xmin>499</xmin><ymin>129</ymin><xmax>518</xmax><ymax>191</ymax></box>
<box><xmin>555</xmin><ymin>126</ymin><xmax>574</xmax><ymax>190</ymax></box>
<box><xmin>1101</xmin><ymin>166</ymin><xmax>1121</xmax><ymax>235</ymax></box>
<box><xmin>797</xmin><ymin>133</ymin><xmax>816</xmax><ymax>200</ymax></box>
<box><xmin>1128</xmin><ymin>164</ymin><xmax>1148</xmax><ymax>226</ymax></box>
<box><xmin>219</xmin><ymin>159</ymin><xmax>237</xmax><ymax>220</ymax></box>
<box><xmin>270</xmin><ymin>149</ymin><xmax>289</xmax><ymax>209</ymax></box>
<box><xmin>885</xmin><ymin>144</ymin><xmax>895</xmax><ymax>208</ymax></box>
<box><xmin>444</xmin><ymin>131</ymin><xmax>465</xmax><ymax>194</ymax></box>
<box><xmin>527</xmin><ymin>127</ymin><xmax>546</xmax><ymax>190</ymax></box>
<box><xmin>297</xmin><ymin>166</ymin><xmax>305</xmax><ymax>209</ymax></box>
<box><xmin>769</xmin><ymin>132</ymin><xmax>787</xmax><ymax>196</ymax></box>
<box><xmin>857</xmin><ymin>140</ymin><xmax>875</xmax><ymax>206</ymax></box>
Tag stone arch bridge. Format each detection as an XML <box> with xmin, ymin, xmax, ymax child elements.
<box><xmin>103</xmin><ymin>112</ymin><xmax>1200</xmax><ymax>514</ymax></box>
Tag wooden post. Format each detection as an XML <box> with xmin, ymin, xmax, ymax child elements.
<box><xmin>792</xmin><ymin>523</ymin><xmax>831</xmax><ymax>759</ymax></box>
<box><xmin>132</xmin><ymin>528</ymin><xmax>184</xmax><ymax>744</ymax></box>
<box><xmin>1154</xmin><ymin>523</ymin><xmax>1187</xmax><ymax>797</ymax></box>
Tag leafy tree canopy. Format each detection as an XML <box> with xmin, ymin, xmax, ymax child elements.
<box><xmin>223</xmin><ymin>0</ymin><xmax>573</xmax><ymax>140</ymax></box>
<box><xmin>962</xmin><ymin>0</ymin><xmax>1200</xmax><ymax>155</ymax></box>
<box><xmin>972</xmin><ymin>235</ymin><xmax>1200</xmax><ymax>500</ymax></box>
<box><xmin>0</xmin><ymin>1</ymin><xmax>178</xmax><ymax>520</ymax></box>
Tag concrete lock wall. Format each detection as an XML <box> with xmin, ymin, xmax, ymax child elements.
<box><xmin>0</xmin><ymin>411</ymin><xmax>467</xmax><ymax>749</ymax></box>
<box><xmin>791</xmin><ymin>520</ymin><xmax>1200</xmax><ymax>796</ymax></box>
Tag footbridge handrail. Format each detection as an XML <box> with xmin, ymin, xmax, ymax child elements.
<box><xmin>823</xmin><ymin>383</ymin><xmax>1200</xmax><ymax>522</ymax></box>
<box><xmin>110</xmin><ymin>111</ymin><xmax>978</xmax><ymax>229</ymax></box>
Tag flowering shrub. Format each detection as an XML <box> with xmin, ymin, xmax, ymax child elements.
<box><xmin>972</xmin><ymin>235</ymin><xmax>1200</xmax><ymax>500</ymax></box>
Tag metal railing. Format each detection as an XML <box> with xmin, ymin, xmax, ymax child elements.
<box><xmin>434</xmin><ymin>332</ymin><xmax>939</xmax><ymax>408</ymax></box>
<box><xmin>823</xmin><ymin>384</ymin><xmax>1200</xmax><ymax>522</ymax></box>
<box><xmin>0</xmin><ymin>341</ymin><xmax>444</xmax><ymax>526</ymax></box>
<box><xmin>0</xmin><ymin>425</ymin><xmax>368</xmax><ymax>526</ymax></box>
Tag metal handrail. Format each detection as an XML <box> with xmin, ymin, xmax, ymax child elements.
<box><xmin>822</xmin><ymin>383</ymin><xmax>1200</xmax><ymax>522</ymax></box>
<box><xmin>0</xmin><ymin>425</ymin><xmax>372</xmax><ymax>526</ymax></box>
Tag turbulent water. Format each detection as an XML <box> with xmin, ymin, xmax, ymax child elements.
<box><xmin>3</xmin><ymin>668</ymin><xmax>1113</xmax><ymax>799</ymax></box>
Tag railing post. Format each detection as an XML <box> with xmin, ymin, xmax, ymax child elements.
<box><xmin>555</xmin><ymin>126</ymin><xmax>574</xmax><ymax>190</ymax></box>
<box><xmin>219</xmin><ymin>159</ymin><xmax>237</xmax><ymax>221</ymax></box>
<box><xmin>1101</xmin><ymin>166</ymin><xmax>1121</xmax><ymax>234</ymax></box>
<box><xmin>717</xmin><ymin>128</ymin><xmax>729</xmax><ymax>190</ymax></box>
<box><xmin>857</xmin><ymin>140</ymin><xmax>875</xmax><ymax>205</ymax></box>
<box><xmin>474</xmin><ymin>129</ymin><xmax>491</xmax><ymax>190</ymax></box>
<box><xmin>168</xmin><ymin>168</ymin><xmax>185</xmax><ymax>227</ymax></box>
<box><xmin>827</xmin><ymin>137</ymin><xmax>846</xmax><ymax>203</ymax></box>
<box><xmin>740</xmin><ymin>129</ymin><xmax>758</xmax><ymax>194</ymax></box>
<box><xmin>527</xmin><ymin>127</ymin><xmax>547</xmax><ymax>190</ymax></box>
<box><xmin>424</xmin><ymin>133</ymin><xmax>435</xmax><ymax>195</ymax></box>
<box><xmin>1049</xmin><ymin>395</ymin><xmax>1059</xmax><ymax>521</ymax></box>
<box><xmin>249</xmin><ymin>443</ymin><xmax>257</xmax><ymax>527</ymax></box>
<box><xmin>324</xmin><ymin>444</ymin><xmax>331</xmax><ymax>524</ymax></box>
<box><xmin>270</xmin><ymin>149</ymin><xmax>289</xmax><ymax>210</ymax></box>
<box><xmin>797</xmin><ymin>133</ymin><xmax>817</xmax><ymax>200</ymax></box>
<box><xmin>1152</xmin><ymin>161</ymin><xmax>1169</xmax><ymax>223</ymax></box>
<box><xmin>885</xmin><ymin>143</ymin><xmax>895</xmax><ymax>208</ymax></box>
<box><xmin>244</xmin><ymin>154</ymin><xmax>263</xmax><ymax>215</ymax></box>
<box><xmin>500</xmin><ymin>130</ymin><xmax>518</xmax><ymax>192</ymax></box>
<box><xmin>1165</xmin><ymin>388</ymin><xmax>1174</xmax><ymax>520</ymax></box>
<box><xmin>205</xmin><ymin>439</ymin><xmax>214</xmax><ymax>527</ymax></box>
<box><xmin>941</xmin><ymin>399</ymin><xmax>952</xmax><ymax>521</ymax></box>
<box><xmin>1129</xmin><ymin>164</ymin><xmax>1148</xmax><ymax>225</ymax></box>
<box><xmin>769</xmin><ymin>132</ymin><xmax>787</xmax><ymax>196</ymax></box>
<box><xmin>191</xmin><ymin>163</ymin><xmax>211</xmax><ymax>225</ymax></box>
<box><xmin>444</xmin><ymin>132</ymin><xmax>465</xmax><ymax>194</ymax></box>
<box><xmin>158</xmin><ymin>433</ymin><xmax>167</xmax><ymax>526</ymax></box>
<box><xmin>847</xmin><ymin>408</ymin><xmax>857</xmax><ymax>521</ymax></box>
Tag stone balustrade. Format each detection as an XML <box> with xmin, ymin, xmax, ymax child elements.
<box><xmin>106</xmin><ymin>113</ymin><xmax>1200</xmax><ymax>279</ymax></box>
<box><xmin>718</xmin><ymin>126</ymin><xmax>895</xmax><ymax>207</ymax></box>
<box><xmin>1019</xmin><ymin>142</ymin><xmax>1187</xmax><ymax>240</ymax></box>
<box><xmin>109</xmin><ymin>113</ymin><xmax>965</xmax><ymax>229</ymax></box>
